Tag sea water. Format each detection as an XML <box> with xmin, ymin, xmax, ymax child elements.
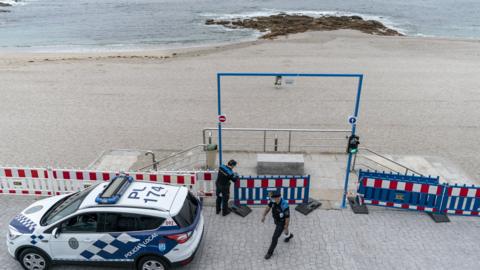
<box><xmin>0</xmin><ymin>0</ymin><xmax>479</xmax><ymax>51</ymax></box>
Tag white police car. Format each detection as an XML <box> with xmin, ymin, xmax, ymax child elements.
<box><xmin>6</xmin><ymin>175</ymin><xmax>204</xmax><ymax>270</ymax></box>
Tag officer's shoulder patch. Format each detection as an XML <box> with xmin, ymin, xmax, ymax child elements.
<box><xmin>220</xmin><ymin>165</ymin><xmax>233</xmax><ymax>175</ymax></box>
<box><xmin>280</xmin><ymin>199</ymin><xmax>289</xmax><ymax>211</ymax></box>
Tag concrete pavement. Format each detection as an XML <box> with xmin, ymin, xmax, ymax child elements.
<box><xmin>1</xmin><ymin>196</ymin><xmax>480</xmax><ymax>270</ymax></box>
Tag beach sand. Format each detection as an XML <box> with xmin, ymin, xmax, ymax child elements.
<box><xmin>0</xmin><ymin>30</ymin><xmax>479</xmax><ymax>180</ymax></box>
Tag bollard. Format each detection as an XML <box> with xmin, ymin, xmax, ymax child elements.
<box><xmin>205</xmin><ymin>144</ymin><xmax>218</xmax><ymax>170</ymax></box>
<box><xmin>274</xmin><ymin>134</ymin><xmax>278</xmax><ymax>152</ymax></box>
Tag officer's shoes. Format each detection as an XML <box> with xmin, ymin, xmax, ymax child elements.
<box><xmin>284</xmin><ymin>233</ymin><xmax>294</xmax><ymax>243</ymax></box>
<box><xmin>222</xmin><ymin>209</ymin><xmax>232</xmax><ymax>216</ymax></box>
<box><xmin>216</xmin><ymin>209</ymin><xmax>221</xmax><ymax>215</ymax></box>
<box><xmin>264</xmin><ymin>253</ymin><xmax>273</xmax><ymax>260</ymax></box>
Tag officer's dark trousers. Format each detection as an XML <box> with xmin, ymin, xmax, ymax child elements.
<box><xmin>215</xmin><ymin>184</ymin><xmax>230</xmax><ymax>214</ymax></box>
<box><xmin>267</xmin><ymin>222</ymin><xmax>284</xmax><ymax>255</ymax></box>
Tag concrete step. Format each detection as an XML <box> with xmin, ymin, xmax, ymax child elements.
<box><xmin>257</xmin><ymin>153</ymin><xmax>304</xmax><ymax>175</ymax></box>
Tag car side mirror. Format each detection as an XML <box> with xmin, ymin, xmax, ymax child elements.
<box><xmin>52</xmin><ymin>227</ymin><xmax>60</xmax><ymax>239</ymax></box>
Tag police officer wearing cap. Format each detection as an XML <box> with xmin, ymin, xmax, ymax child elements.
<box><xmin>215</xmin><ymin>159</ymin><xmax>239</xmax><ymax>216</ymax></box>
<box><xmin>261</xmin><ymin>190</ymin><xmax>294</xmax><ymax>259</ymax></box>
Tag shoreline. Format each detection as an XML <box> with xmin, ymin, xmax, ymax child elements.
<box><xmin>0</xmin><ymin>30</ymin><xmax>479</xmax><ymax>62</ymax></box>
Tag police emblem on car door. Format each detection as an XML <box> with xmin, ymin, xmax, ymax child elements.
<box><xmin>49</xmin><ymin>213</ymin><xmax>104</xmax><ymax>260</ymax></box>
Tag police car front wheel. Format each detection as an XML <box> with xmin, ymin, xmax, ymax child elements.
<box><xmin>19</xmin><ymin>248</ymin><xmax>51</xmax><ymax>270</ymax></box>
<box><xmin>137</xmin><ymin>256</ymin><xmax>169</xmax><ymax>270</ymax></box>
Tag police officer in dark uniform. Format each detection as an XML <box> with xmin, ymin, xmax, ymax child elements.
<box><xmin>215</xmin><ymin>159</ymin><xmax>239</xmax><ymax>216</ymax></box>
<box><xmin>261</xmin><ymin>190</ymin><xmax>294</xmax><ymax>259</ymax></box>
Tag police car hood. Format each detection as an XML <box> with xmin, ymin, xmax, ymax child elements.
<box><xmin>9</xmin><ymin>194</ymin><xmax>70</xmax><ymax>234</ymax></box>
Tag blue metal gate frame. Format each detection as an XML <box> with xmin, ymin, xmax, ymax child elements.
<box><xmin>216</xmin><ymin>72</ymin><xmax>364</xmax><ymax>208</ymax></box>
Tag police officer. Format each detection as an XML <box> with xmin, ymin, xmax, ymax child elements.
<box><xmin>261</xmin><ymin>190</ymin><xmax>294</xmax><ymax>259</ymax></box>
<box><xmin>215</xmin><ymin>159</ymin><xmax>239</xmax><ymax>216</ymax></box>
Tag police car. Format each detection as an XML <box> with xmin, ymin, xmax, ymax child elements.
<box><xmin>6</xmin><ymin>175</ymin><xmax>204</xmax><ymax>270</ymax></box>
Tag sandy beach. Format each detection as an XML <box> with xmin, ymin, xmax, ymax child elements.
<box><xmin>0</xmin><ymin>30</ymin><xmax>480</xmax><ymax>180</ymax></box>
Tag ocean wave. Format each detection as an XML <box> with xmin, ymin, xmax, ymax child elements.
<box><xmin>0</xmin><ymin>0</ymin><xmax>26</xmax><ymax>6</ymax></box>
<box><xmin>201</xmin><ymin>9</ymin><xmax>407</xmax><ymax>36</ymax></box>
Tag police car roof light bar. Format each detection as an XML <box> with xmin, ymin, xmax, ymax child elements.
<box><xmin>95</xmin><ymin>174</ymin><xmax>133</xmax><ymax>204</ymax></box>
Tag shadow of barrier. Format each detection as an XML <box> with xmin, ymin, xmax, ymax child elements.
<box><xmin>355</xmin><ymin>170</ymin><xmax>480</xmax><ymax>222</ymax></box>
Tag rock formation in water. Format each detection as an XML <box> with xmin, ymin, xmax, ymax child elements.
<box><xmin>206</xmin><ymin>14</ymin><xmax>403</xmax><ymax>39</ymax></box>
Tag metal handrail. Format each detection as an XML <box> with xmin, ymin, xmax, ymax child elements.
<box><xmin>137</xmin><ymin>144</ymin><xmax>206</xmax><ymax>171</ymax></box>
<box><xmin>352</xmin><ymin>147</ymin><xmax>423</xmax><ymax>176</ymax></box>
<box><xmin>156</xmin><ymin>153</ymin><xmax>206</xmax><ymax>171</ymax></box>
<box><xmin>87</xmin><ymin>148</ymin><xmax>161</xmax><ymax>170</ymax></box>
<box><xmin>202</xmin><ymin>127</ymin><xmax>350</xmax><ymax>152</ymax></box>
<box><xmin>203</xmin><ymin>127</ymin><xmax>351</xmax><ymax>133</ymax></box>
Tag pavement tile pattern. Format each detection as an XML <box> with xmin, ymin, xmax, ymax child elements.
<box><xmin>1</xmin><ymin>196</ymin><xmax>479</xmax><ymax>270</ymax></box>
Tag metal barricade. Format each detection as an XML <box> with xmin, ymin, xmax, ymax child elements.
<box><xmin>357</xmin><ymin>170</ymin><xmax>480</xmax><ymax>217</ymax></box>
<box><xmin>233</xmin><ymin>175</ymin><xmax>310</xmax><ymax>205</ymax></box>
<box><xmin>0</xmin><ymin>167</ymin><xmax>197</xmax><ymax>196</ymax></box>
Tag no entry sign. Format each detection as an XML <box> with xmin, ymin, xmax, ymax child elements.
<box><xmin>218</xmin><ymin>114</ymin><xmax>226</xmax><ymax>123</ymax></box>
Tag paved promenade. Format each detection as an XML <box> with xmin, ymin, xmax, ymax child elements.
<box><xmin>1</xmin><ymin>196</ymin><xmax>479</xmax><ymax>270</ymax></box>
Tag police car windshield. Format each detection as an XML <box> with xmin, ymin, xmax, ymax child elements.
<box><xmin>41</xmin><ymin>185</ymin><xmax>96</xmax><ymax>226</ymax></box>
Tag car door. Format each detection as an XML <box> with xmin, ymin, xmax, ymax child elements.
<box><xmin>99</xmin><ymin>212</ymin><xmax>166</xmax><ymax>260</ymax></box>
<box><xmin>49</xmin><ymin>212</ymin><xmax>105</xmax><ymax>261</ymax></box>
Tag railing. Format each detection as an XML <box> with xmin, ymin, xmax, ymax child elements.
<box><xmin>87</xmin><ymin>148</ymin><xmax>161</xmax><ymax>170</ymax></box>
<box><xmin>202</xmin><ymin>128</ymin><xmax>350</xmax><ymax>153</ymax></box>
<box><xmin>352</xmin><ymin>147</ymin><xmax>423</xmax><ymax>176</ymax></box>
<box><xmin>137</xmin><ymin>144</ymin><xmax>206</xmax><ymax>171</ymax></box>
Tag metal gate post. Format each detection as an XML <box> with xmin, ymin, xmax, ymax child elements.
<box><xmin>341</xmin><ymin>74</ymin><xmax>364</xmax><ymax>209</ymax></box>
<box><xmin>217</xmin><ymin>74</ymin><xmax>223</xmax><ymax>165</ymax></box>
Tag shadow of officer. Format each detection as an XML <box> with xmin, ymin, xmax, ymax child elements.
<box><xmin>215</xmin><ymin>159</ymin><xmax>239</xmax><ymax>216</ymax></box>
<box><xmin>261</xmin><ymin>190</ymin><xmax>294</xmax><ymax>259</ymax></box>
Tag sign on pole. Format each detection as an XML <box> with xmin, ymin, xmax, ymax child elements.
<box><xmin>348</xmin><ymin>115</ymin><xmax>357</xmax><ymax>125</ymax></box>
<box><xmin>218</xmin><ymin>114</ymin><xmax>226</xmax><ymax>123</ymax></box>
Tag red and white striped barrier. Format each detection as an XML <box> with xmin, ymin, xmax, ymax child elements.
<box><xmin>234</xmin><ymin>176</ymin><xmax>310</xmax><ymax>205</ymax></box>
<box><xmin>0</xmin><ymin>168</ymin><xmax>54</xmax><ymax>196</ymax></box>
<box><xmin>195</xmin><ymin>171</ymin><xmax>217</xmax><ymax>197</ymax></box>
<box><xmin>358</xmin><ymin>176</ymin><xmax>444</xmax><ymax>212</ymax></box>
<box><xmin>443</xmin><ymin>186</ymin><xmax>480</xmax><ymax>216</ymax></box>
<box><xmin>0</xmin><ymin>167</ymin><xmax>196</xmax><ymax>196</ymax></box>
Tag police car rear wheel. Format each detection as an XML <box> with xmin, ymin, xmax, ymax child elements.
<box><xmin>19</xmin><ymin>248</ymin><xmax>50</xmax><ymax>270</ymax></box>
<box><xmin>138</xmin><ymin>256</ymin><xmax>168</xmax><ymax>270</ymax></box>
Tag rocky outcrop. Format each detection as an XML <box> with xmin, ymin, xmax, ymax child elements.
<box><xmin>206</xmin><ymin>14</ymin><xmax>403</xmax><ymax>39</ymax></box>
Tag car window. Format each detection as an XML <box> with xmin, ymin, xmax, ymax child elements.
<box><xmin>61</xmin><ymin>213</ymin><xmax>98</xmax><ymax>233</ymax></box>
<box><xmin>102</xmin><ymin>213</ymin><xmax>165</xmax><ymax>232</ymax></box>
<box><xmin>138</xmin><ymin>215</ymin><xmax>165</xmax><ymax>230</ymax></box>
<box><xmin>173</xmin><ymin>192</ymin><xmax>198</xmax><ymax>228</ymax></box>
<box><xmin>41</xmin><ymin>184</ymin><xmax>97</xmax><ymax>226</ymax></box>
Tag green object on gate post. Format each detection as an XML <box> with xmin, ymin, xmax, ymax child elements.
<box><xmin>206</xmin><ymin>144</ymin><xmax>217</xmax><ymax>151</ymax></box>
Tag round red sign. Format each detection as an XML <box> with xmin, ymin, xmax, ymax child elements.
<box><xmin>218</xmin><ymin>115</ymin><xmax>226</xmax><ymax>122</ymax></box>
